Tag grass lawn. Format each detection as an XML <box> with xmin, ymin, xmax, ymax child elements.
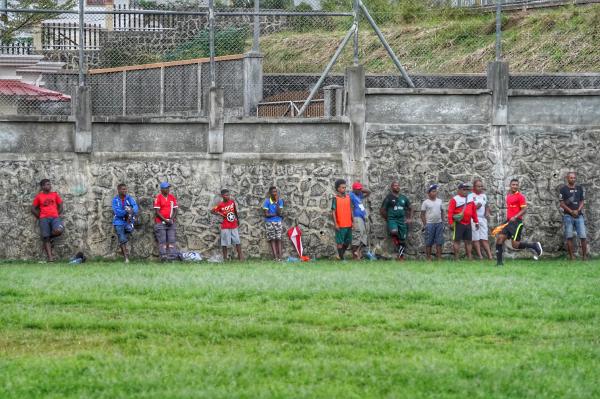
<box><xmin>1</xmin><ymin>259</ymin><xmax>599</xmax><ymax>398</ymax></box>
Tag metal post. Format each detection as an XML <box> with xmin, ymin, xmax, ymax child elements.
<box><xmin>122</xmin><ymin>70</ymin><xmax>127</xmax><ymax>116</ymax></box>
<box><xmin>1</xmin><ymin>0</ymin><xmax>7</xmax><ymax>24</ymax></box>
<box><xmin>297</xmin><ymin>23</ymin><xmax>357</xmax><ymax>117</ymax></box>
<box><xmin>359</xmin><ymin>0</ymin><xmax>414</xmax><ymax>88</ymax></box>
<box><xmin>495</xmin><ymin>0</ymin><xmax>502</xmax><ymax>61</ymax></box>
<box><xmin>78</xmin><ymin>0</ymin><xmax>85</xmax><ymax>87</ymax></box>
<box><xmin>252</xmin><ymin>0</ymin><xmax>260</xmax><ymax>53</ymax></box>
<box><xmin>353</xmin><ymin>0</ymin><xmax>359</xmax><ymax>66</ymax></box>
<box><xmin>197</xmin><ymin>61</ymin><xmax>202</xmax><ymax>114</ymax></box>
<box><xmin>159</xmin><ymin>66</ymin><xmax>165</xmax><ymax>116</ymax></box>
<box><xmin>208</xmin><ymin>0</ymin><xmax>216</xmax><ymax>88</ymax></box>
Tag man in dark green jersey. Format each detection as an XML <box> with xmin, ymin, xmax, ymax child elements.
<box><xmin>380</xmin><ymin>181</ymin><xmax>412</xmax><ymax>260</ymax></box>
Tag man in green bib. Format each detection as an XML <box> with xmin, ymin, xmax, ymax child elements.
<box><xmin>380</xmin><ymin>181</ymin><xmax>412</xmax><ymax>260</ymax></box>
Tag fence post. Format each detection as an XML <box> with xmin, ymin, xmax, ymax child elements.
<box><xmin>495</xmin><ymin>0</ymin><xmax>502</xmax><ymax>61</ymax></box>
<box><xmin>252</xmin><ymin>0</ymin><xmax>260</xmax><ymax>53</ymax></box>
<box><xmin>487</xmin><ymin>61</ymin><xmax>508</xmax><ymax>126</ymax></box>
<box><xmin>122</xmin><ymin>70</ymin><xmax>127</xmax><ymax>116</ymax></box>
<box><xmin>74</xmin><ymin>85</ymin><xmax>92</xmax><ymax>153</ymax></box>
<box><xmin>243</xmin><ymin>52</ymin><xmax>263</xmax><ymax>116</ymax></box>
<box><xmin>159</xmin><ymin>66</ymin><xmax>165</xmax><ymax>116</ymax></box>
<box><xmin>208</xmin><ymin>0</ymin><xmax>216</xmax><ymax>88</ymax></box>
<box><xmin>207</xmin><ymin>87</ymin><xmax>224</xmax><ymax>154</ymax></box>
<box><xmin>345</xmin><ymin>65</ymin><xmax>366</xmax><ymax>181</ymax></box>
<box><xmin>32</xmin><ymin>24</ymin><xmax>43</xmax><ymax>52</ymax></box>
<box><xmin>324</xmin><ymin>85</ymin><xmax>343</xmax><ymax>117</ymax></box>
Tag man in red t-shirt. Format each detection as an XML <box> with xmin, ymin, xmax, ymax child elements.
<box><xmin>31</xmin><ymin>179</ymin><xmax>65</xmax><ymax>262</ymax></box>
<box><xmin>153</xmin><ymin>182</ymin><xmax>178</xmax><ymax>261</ymax></box>
<box><xmin>495</xmin><ymin>179</ymin><xmax>543</xmax><ymax>266</ymax></box>
<box><xmin>211</xmin><ymin>189</ymin><xmax>243</xmax><ymax>261</ymax></box>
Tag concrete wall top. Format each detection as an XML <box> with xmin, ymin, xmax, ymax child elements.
<box><xmin>93</xmin><ymin>122</ymin><xmax>208</xmax><ymax>153</ymax></box>
<box><xmin>508</xmin><ymin>94</ymin><xmax>600</xmax><ymax>125</ymax></box>
<box><xmin>0</xmin><ymin>121</ymin><xmax>74</xmax><ymax>153</ymax></box>
<box><xmin>365</xmin><ymin>90</ymin><xmax>492</xmax><ymax>125</ymax></box>
<box><xmin>223</xmin><ymin>119</ymin><xmax>349</xmax><ymax>153</ymax></box>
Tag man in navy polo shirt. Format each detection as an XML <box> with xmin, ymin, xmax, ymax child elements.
<box><xmin>262</xmin><ymin>186</ymin><xmax>284</xmax><ymax>261</ymax></box>
<box><xmin>349</xmin><ymin>181</ymin><xmax>371</xmax><ymax>259</ymax></box>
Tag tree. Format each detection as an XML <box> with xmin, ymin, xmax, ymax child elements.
<box><xmin>1</xmin><ymin>0</ymin><xmax>76</xmax><ymax>43</ymax></box>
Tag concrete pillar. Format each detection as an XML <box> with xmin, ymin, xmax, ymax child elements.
<box><xmin>74</xmin><ymin>85</ymin><xmax>92</xmax><ymax>153</ymax></box>
<box><xmin>323</xmin><ymin>85</ymin><xmax>343</xmax><ymax>117</ymax></box>
<box><xmin>487</xmin><ymin>61</ymin><xmax>509</xmax><ymax>126</ymax></box>
<box><xmin>208</xmin><ymin>86</ymin><xmax>224</xmax><ymax>154</ymax></box>
<box><xmin>487</xmin><ymin>61</ymin><xmax>510</xmax><ymax>213</ymax></box>
<box><xmin>243</xmin><ymin>52</ymin><xmax>263</xmax><ymax>117</ymax></box>
<box><xmin>345</xmin><ymin>65</ymin><xmax>366</xmax><ymax>181</ymax></box>
<box><xmin>32</xmin><ymin>24</ymin><xmax>43</xmax><ymax>52</ymax></box>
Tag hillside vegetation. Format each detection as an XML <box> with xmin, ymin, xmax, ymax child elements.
<box><xmin>258</xmin><ymin>4</ymin><xmax>600</xmax><ymax>74</ymax></box>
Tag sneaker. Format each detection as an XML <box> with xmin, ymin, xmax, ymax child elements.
<box><xmin>496</xmin><ymin>262</ymin><xmax>503</xmax><ymax>267</ymax></box>
<box><xmin>125</xmin><ymin>257</ymin><xmax>130</xmax><ymax>264</ymax></box>
<box><xmin>533</xmin><ymin>242</ymin><xmax>543</xmax><ymax>260</ymax></box>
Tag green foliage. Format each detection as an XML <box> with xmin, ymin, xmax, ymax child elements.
<box><xmin>290</xmin><ymin>3</ymin><xmax>316</xmax><ymax>32</ymax></box>
<box><xmin>1</xmin><ymin>259</ymin><xmax>600</xmax><ymax>397</ymax></box>
<box><xmin>163</xmin><ymin>27</ymin><xmax>249</xmax><ymax>61</ymax></box>
<box><xmin>2</xmin><ymin>0</ymin><xmax>76</xmax><ymax>42</ymax></box>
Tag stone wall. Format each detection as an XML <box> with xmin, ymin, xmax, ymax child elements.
<box><xmin>0</xmin><ymin>80</ymin><xmax>599</xmax><ymax>260</ymax></box>
<box><xmin>364</xmin><ymin>89</ymin><xmax>600</xmax><ymax>257</ymax></box>
<box><xmin>0</xmin><ymin>118</ymin><xmax>347</xmax><ymax>260</ymax></box>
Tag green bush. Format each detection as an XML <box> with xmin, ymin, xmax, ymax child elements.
<box><xmin>163</xmin><ymin>27</ymin><xmax>249</xmax><ymax>61</ymax></box>
<box><xmin>290</xmin><ymin>3</ymin><xmax>315</xmax><ymax>32</ymax></box>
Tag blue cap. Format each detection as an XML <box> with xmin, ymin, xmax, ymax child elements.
<box><xmin>160</xmin><ymin>182</ymin><xmax>170</xmax><ymax>189</ymax></box>
<box><xmin>428</xmin><ymin>184</ymin><xmax>438</xmax><ymax>193</ymax></box>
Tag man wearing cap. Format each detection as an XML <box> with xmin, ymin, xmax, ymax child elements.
<box><xmin>468</xmin><ymin>179</ymin><xmax>493</xmax><ymax>260</ymax></box>
<box><xmin>380</xmin><ymin>181</ymin><xmax>412</xmax><ymax>260</ymax></box>
<box><xmin>448</xmin><ymin>183</ymin><xmax>479</xmax><ymax>260</ymax></box>
<box><xmin>153</xmin><ymin>182</ymin><xmax>178</xmax><ymax>261</ymax></box>
<box><xmin>420</xmin><ymin>184</ymin><xmax>444</xmax><ymax>261</ymax></box>
<box><xmin>349</xmin><ymin>181</ymin><xmax>371</xmax><ymax>259</ymax></box>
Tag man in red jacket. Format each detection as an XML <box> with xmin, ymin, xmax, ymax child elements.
<box><xmin>448</xmin><ymin>183</ymin><xmax>479</xmax><ymax>260</ymax></box>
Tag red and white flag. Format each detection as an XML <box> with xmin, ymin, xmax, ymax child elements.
<box><xmin>287</xmin><ymin>226</ymin><xmax>303</xmax><ymax>257</ymax></box>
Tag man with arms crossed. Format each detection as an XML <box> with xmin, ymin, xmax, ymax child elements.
<box><xmin>421</xmin><ymin>184</ymin><xmax>444</xmax><ymax>261</ymax></box>
<box><xmin>31</xmin><ymin>179</ymin><xmax>64</xmax><ymax>262</ymax></box>
<box><xmin>559</xmin><ymin>172</ymin><xmax>587</xmax><ymax>260</ymax></box>
<box><xmin>380</xmin><ymin>181</ymin><xmax>412</xmax><ymax>260</ymax></box>
<box><xmin>154</xmin><ymin>182</ymin><xmax>178</xmax><ymax>261</ymax></box>
<box><xmin>262</xmin><ymin>186</ymin><xmax>284</xmax><ymax>261</ymax></box>
<box><xmin>349</xmin><ymin>181</ymin><xmax>371</xmax><ymax>260</ymax></box>
<box><xmin>469</xmin><ymin>179</ymin><xmax>493</xmax><ymax>260</ymax></box>
<box><xmin>495</xmin><ymin>179</ymin><xmax>543</xmax><ymax>266</ymax></box>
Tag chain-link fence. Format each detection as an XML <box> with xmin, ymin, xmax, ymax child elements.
<box><xmin>1</xmin><ymin>0</ymin><xmax>599</xmax><ymax>117</ymax></box>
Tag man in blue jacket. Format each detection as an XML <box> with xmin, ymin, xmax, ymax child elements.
<box><xmin>112</xmin><ymin>183</ymin><xmax>139</xmax><ymax>263</ymax></box>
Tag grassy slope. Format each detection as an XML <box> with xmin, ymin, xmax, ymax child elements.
<box><xmin>1</xmin><ymin>259</ymin><xmax>600</xmax><ymax>398</ymax></box>
<box><xmin>259</xmin><ymin>4</ymin><xmax>600</xmax><ymax>74</ymax></box>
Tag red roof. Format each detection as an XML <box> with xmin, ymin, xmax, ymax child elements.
<box><xmin>0</xmin><ymin>80</ymin><xmax>71</xmax><ymax>102</ymax></box>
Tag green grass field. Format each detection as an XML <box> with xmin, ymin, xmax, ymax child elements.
<box><xmin>1</xmin><ymin>259</ymin><xmax>599</xmax><ymax>398</ymax></box>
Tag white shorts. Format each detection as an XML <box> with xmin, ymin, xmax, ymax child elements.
<box><xmin>472</xmin><ymin>218</ymin><xmax>489</xmax><ymax>241</ymax></box>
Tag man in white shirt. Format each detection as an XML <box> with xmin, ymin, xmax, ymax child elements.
<box><xmin>468</xmin><ymin>179</ymin><xmax>493</xmax><ymax>260</ymax></box>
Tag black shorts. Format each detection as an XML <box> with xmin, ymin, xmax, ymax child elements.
<box><xmin>501</xmin><ymin>220</ymin><xmax>524</xmax><ymax>241</ymax></box>
<box><xmin>452</xmin><ymin>222</ymin><xmax>472</xmax><ymax>241</ymax></box>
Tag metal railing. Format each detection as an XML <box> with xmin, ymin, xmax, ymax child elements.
<box><xmin>0</xmin><ymin>42</ymin><xmax>33</xmax><ymax>55</ymax></box>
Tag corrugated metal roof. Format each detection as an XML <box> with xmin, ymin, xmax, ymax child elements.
<box><xmin>0</xmin><ymin>80</ymin><xmax>71</xmax><ymax>101</ymax></box>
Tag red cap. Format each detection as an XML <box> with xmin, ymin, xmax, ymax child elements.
<box><xmin>352</xmin><ymin>182</ymin><xmax>363</xmax><ymax>190</ymax></box>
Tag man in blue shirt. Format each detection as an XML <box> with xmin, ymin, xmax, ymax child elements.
<box><xmin>349</xmin><ymin>181</ymin><xmax>371</xmax><ymax>259</ymax></box>
<box><xmin>112</xmin><ymin>183</ymin><xmax>139</xmax><ymax>263</ymax></box>
<box><xmin>262</xmin><ymin>186</ymin><xmax>284</xmax><ymax>261</ymax></box>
